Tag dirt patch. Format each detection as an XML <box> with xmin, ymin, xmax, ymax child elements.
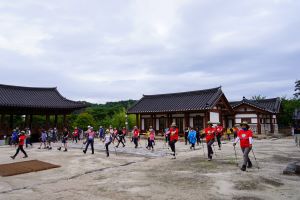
<box><xmin>232</xmin><ymin>196</ymin><xmax>263</xmax><ymax>200</ymax></box>
<box><xmin>234</xmin><ymin>180</ymin><xmax>261</xmax><ymax>191</ymax></box>
<box><xmin>0</xmin><ymin>160</ymin><xmax>60</xmax><ymax>177</ymax></box>
<box><xmin>260</xmin><ymin>177</ymin><xmax>284</xmax><ymax>187</ymax></box>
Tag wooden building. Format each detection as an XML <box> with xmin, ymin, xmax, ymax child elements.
<box><xmin>230</xmin><ymin>97</ymin><xmax>281</xmax><ymax>134</ymax></box>
<box><xmin>127</xmin><ymin>87</ymin><xmax>233</xmax><ymax>134</ymax></box>
<box><xmin>0</xmin><ymin>84</ymin><xmax>86</xmax><ymax>138</ymax></box>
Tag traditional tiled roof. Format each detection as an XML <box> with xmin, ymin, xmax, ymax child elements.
<box><xmin>0</xmin><ymin>84</ymin><xmax>86</xmax><ymax>110</ymax></box>
<box><xmin>127</xmin><ymin>87</ymin><xmax>224</xmax><ymax>114</ymax></box>
<box><xmin>230</xmin><ymin>97</ymin><xmax>281</xmax><ymax>114</ymax></box>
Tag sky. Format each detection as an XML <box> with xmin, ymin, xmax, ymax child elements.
<box><xmin>0</xmin><ymin>0</ymin><xmax>299</xmax><ymax>103</ymax></box>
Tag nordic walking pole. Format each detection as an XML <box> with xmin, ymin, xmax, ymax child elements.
<box><xmin>233</xmin><ymin>145</ymin><xmax>238</xmax><ymax>167</ymax></box>
<box><xmin>251</xmin><ymin>148</ymin><xmax>260</xmax><ymax>170</ymax></box>
<box><xmin>114</xmin><ymin>146</ymin><xmax>118</xmax><ymax>156</ymax></box>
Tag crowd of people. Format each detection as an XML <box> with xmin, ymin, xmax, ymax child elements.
<box><xmin>7</xmin><ymin>121</ymin><xmax>256</xmax><ymax>171</ymax></box>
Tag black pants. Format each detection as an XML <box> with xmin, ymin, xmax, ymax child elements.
<box><xmin>207</xmin><ymin>139</ymin><xmax>215</xmax><ymax>159</ymax></box>
<box><xmin>148</xmin><ymin>140</ymin><xmax>154</xmax><ymax>149</ymax></box>
<box><xmin>13</xmin><ymin>145</ymin><xmax>27</xmax><ymax>157</ymax></box>
<box><xmin>169</xmin><ymin>140</ymin><xmax>177</xmax><ymax>156</ymax></box>
<box><xmin>216</xmin><ymin>135</ymin><xmax>222</xmax><ymax>148</ymax></box>
<box><xmin>105</xmin><ymin>142</ymin><xmax>111</xmax><ymax>156</ymax></box>
<box><xmin>184</xmin><ymin>133</ymin><xmax>188</xmax><ymax>145</ymax></box>
<box><xmin>116</xmin><ymin>136</ymin><xmax>125</xmax><ymax>147</ymax></box>
<box><xmin>133</xmin><ymin>138</ymin><xmax>138</xmax><ymax>148</ymax></box>
<box><xmin>26</xmin><ymin>138</ymin><xmax>32</xmax><ymax>148</ymax></box>
<box><xmin>196</xmin><ymin>133</ymin><xmax>201</xmax><ymax>145</ymax></box>
<box><xmin>85</xmin><ymin>139</ymin><xmax>94</xmax><ymax>154</ymax></box>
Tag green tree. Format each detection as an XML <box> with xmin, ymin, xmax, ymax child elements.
<box><xmin>278</xmin><ymin>97</ymin><xmax>300</xmax><ymax>127</ymax></box>
<box><xmin>73</xmin><ymin>112</ymin><xmax>96</xmax><ymax>129</ymax></box>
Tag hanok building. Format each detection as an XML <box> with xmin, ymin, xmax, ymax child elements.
<box><xmin>230</xmin><ymin>97</ymin><xmax>281</xmax><ymax>134</ymax></box>
<box><xmin>0</xmin><ymin>84</ymin><xmax>86</xmax><ymax>138</ymax></box>
<box><xmin>127</xmin><ymin>87</ymin><xmax>233</xmax><ymax>134</ymax></box>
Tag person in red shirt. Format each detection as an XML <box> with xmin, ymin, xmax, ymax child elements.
<box><xmin>204</xmin><ymin>121</ymin><xmax>216</xmax><ymax>161</ymax></box>
<box><xmin>233</xmin><ymin>122</ymin><xmax>253</xmax><ymax>171</ymax></box>
<box><xmin>132</xmin><ymin>126</ymin><xmax>140</xmax><ymax>148</ymax></box>
<box><xmin>11</xmin><ymin>131</ymin><xmax>28</xmax><ymax>159</ymax></box>
<box><xmin>215</xmin><ymin>122</ymin><xmax>224</xmax><ymax>150</ymax></box>
<box><xmin>169</xmin><ymin>122</ymin><xmax>179</xmax><ymax>159</ymax></box>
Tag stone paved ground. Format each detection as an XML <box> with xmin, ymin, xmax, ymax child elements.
<box><xmin>0</xmin><ymin>137</ymin><xmax>300</xmax><ymax>200</ymax></box>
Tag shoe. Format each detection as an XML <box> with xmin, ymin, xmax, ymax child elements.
<box><xmin>57</xmin><ymin>147</ymin><xmax>61</xmax><ymax>151</ymax></box>
<box><xmin>208</xmin><ymin>158</ymin><xmax>212</xmax><ymax>161</ymax></box>
<box><xmin>23</xmin><ymin>155</ymin><xmax>28</xmax><ymax>158</ymax></box>
<box><xmin>123</xmin><ymin>145</ymin><xmax>125</xmax><ymax>147</ymax></box>
<box><xmin>64</xmin><ymin>149</ymin><xmax>68</xmax><ymax>152</ymax></box>
<box><xmin>218</xmin><ymin>147</ymin><xmax>221</xmax><ymax>150</ymax></box>
<box><xmin>49</xmin><ymin>147</ymin><xmax>52</xmax><ymax>150</ymax></box>
<box><xmin>10</xmin><ymin>156</ymin><xmax>15</xmax><ymax>159</ymax></box>
<box><xmin>38</xmin><ymin>147</ymin><xmax>41</xmax><ymax>149</ymax></box>
<box><xmin>241</xmin><ymin>165</ymin><xmax>246</xmax><ymax>171</ymax></box>
<box><xmin>83</xmin><ymin>150</ymin><xmax>86</xmax><ymax>154</ymax></box>
<box><xmin>190</xmin><ymin>146</ymin><xmax>192</xmax><ymax>150</ymax></box>
<box><xmin>92</xmin><ymin>152</ymin><xmax>94</xmax><ymax>154</ymax></box>
<box><xmin>115</xmin><ymin>146</ymin><xmax>118</xmax><ymax>148</ymax></box>
<box><xmin>247</xmin><ymin>161</ymin><xmax>253</xmax><ymax>168</ymax></box>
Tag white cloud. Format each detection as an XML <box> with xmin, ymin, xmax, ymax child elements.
<box><xmin>0</xmin><ymin>0</ymin><xmax>299</xmax><ymax>103</ymax></box>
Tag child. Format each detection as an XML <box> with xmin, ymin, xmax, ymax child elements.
<box><xmin>188</xmin><ymin>127</ymin><xmax>197</xmax><ymax>150</ymax></box>
<box><xmin>103</xmin><ymin>129</ymin><xmax>112</xmax><ymax>157</ymax></box>
<box><xmin>11</xmin><ymin>131</ymin><xmax>28</xmax><ymax>159</ymax></box>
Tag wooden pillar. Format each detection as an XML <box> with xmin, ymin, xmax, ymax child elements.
<box><xmin>184</xmin><ymin>113</ymin><xmax>189</xmax><ymax>128</ymax></box>
<box><xmin>10</xmin><ymin>114</ymin><xmax>14</xmax><ymax>129</ymax></box>
<box><xmin>153</xmin><ymin>114</ymin><xmax>156</xmax><ymax>131</ymax></box>
<box><xmin>257</xmin><ymin>113</ymin><xmax>261</xmax><ymax>134</ymax></box>
<box><xmin>54</xmin><ymin>114</ymin><xmax>58</xmax><ymax>128</ymax></box>
<box><xmin>46</xmin><ymin>115</ymin><xmax>50</xmax><ymax>129</ymax></box>
<box><xmin>168</xmin><ymin>114</ymin><xmax>173</xmax><ymax>127</ymax></box>
<box><xmin>63</xmin><ymin>115</ymin><xmax>67</xmax><ymax>128</ymax></box>
<box><xmin>29</xmin><ymin>115</ymin><xmax>33</xmax><ymax>130</ymax></box>
<box><xmin>270</xmin><ymin>115</ymin><xmax>274</xmax><ymax>134</ymax></box>
<box><xmin>0</xmin><ymin>114</ymin><xmax>5</xmax><ymax>131</ymax></box>
<box><xmin>204</xmin><ymin>111</ymin><xmax>209</xmax><ymax>127</ymax></box>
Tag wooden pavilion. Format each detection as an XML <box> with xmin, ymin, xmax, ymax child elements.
<box><xmin>0</xmin><ymin>84</ymin><xmax>86</xmax><ymax>138</ymax></box>
<box><xmin>127</xmin><ymin>87</ymin><xmax>233</xmax><ymax>134</ymax></box>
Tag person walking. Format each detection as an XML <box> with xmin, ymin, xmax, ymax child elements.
<box><xmin>184</xmin><ymin>127</ymin><xmax>189</xmax><ymax>145</ymax></box>
<box><xmin>148</xmin><ymin>127</ymin><xmax>155</xmax><ymax>151</ymax></box>
<box><xmin>188</xmin><ymin>127</ymin><xmax>197</xmax><ymax>150</ymax></box>
<box><xmin>38</xmin><ymin>129</ymin><xmax>47</xmax><ymax>149</ymax></box>
<box><xmin>115</xmin><ymin>128</ymin><xmax>126</xmax><ymax>148</ymax></box>
<box><xmin>99</xmin><ymin>126</ymin><xmax>105</xmax><ymax>141</ymax></box>
<box><xmin>58</xmin><ymin>127</ymin><xmax>69</xmax><ymax>152</ymax></box>
<box><xmin>132</xmin><ymin>126</ymin><xmax>140</xmax><ymax>148</ymax></box>
<box><xmin>122</xmin><ymin>127</ymin><xmax>127</xmax><ymax>143</ymax></box>
<box><xmin>103</xmin><ymin>129</ymin><xmax>112</xmax><ymax>157</ymax></box>
<box><xmin>215</xmin><ymin>122</ymin><xmax>224</xmax><ymax>150</ymax></box>
<box><xmin>233</xmin><ymin>122</ymin><xmax>253</xmax><ymax>171</ymax></box>
<box><xmin>25</xmin><ymin>127</ymin><xmax>33</xmax><ymax>148</ymax></box>
<box><xmin>169</xmin><ymin>122</ymin><xmax>179</xmax><ymax>159</ymax></box>
<box><xmin>204</xmin><ymin>121</ymin><xmax>216</xmax><ymax>161</ymax></box>
<box><xmin>10</xmin><ymin>131</ymin><xmax>28</xmax><ymax>159</ymax></box>
<box><xmin>83</xmin><ymin>127</ymin><xmax>96</xmax><ymax>154</ymax></box>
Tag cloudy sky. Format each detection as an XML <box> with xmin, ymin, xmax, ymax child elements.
<box><xmin>0</xmin><ymin>0</ymin><xmax>299</xmax><ymax>103</ymax></box>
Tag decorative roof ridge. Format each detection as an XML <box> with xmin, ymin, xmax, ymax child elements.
<box><xmin>0</xmin><ymin>84</ymin><xmax>56</xmax><ymax>91</ymax></box>
<box><xmin>142</xmin><ymin>86</ymin><xmax>221</xmax><ymax>98</ymax></box>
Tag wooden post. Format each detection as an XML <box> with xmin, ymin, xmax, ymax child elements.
<box><xmin>63</xmin><ymin>115</ymin><xmax>67</xmax><ymax>128</ymax></box>
<box><xmin>10</xmin><ymin>115</ymin><xmax>14</xmax><ymax>129</ymax></box>
<box><xmin>184</xmin><ymin>113</ymin><xmax>189</xmax><ymax>128</ymax></box>
<box><xmin>0</xmin><ymin>114</ymin><xmax>4</xmax><ymax>131</ymax></box>
<box><xmin>270</xmin><ymin>115</ymin><xmax>274</xmax><ymax>134</ymax></box>
<box><xmin>46</xmin><ymin>115</ymin><xmax>50</xmax><ymax>129</ymax></box>
<box><xmin>257</xmin><ymin>113</ymin><xmax>261</xmax><ymax>134</ymax></box>
<box><xmin>54</xmin><ymin>115</ymin><xmax>58</xmax><ymax>128</ymax></box>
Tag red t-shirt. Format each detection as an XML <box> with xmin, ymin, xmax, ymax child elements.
<box><xmin>169</xmin><ymin>128</ymin><xmax>179</xmax><ymax>142</ymax></box>
<box><xmin>74</xmin><ymin>129</ymin><xmax>79</xmax><ymax>136</ymax></box>
<box><xmin>133</xmin><ymin>129</ymin><xmax>140</xmax><ymax>138</ymax></box>
<box><xmin>204</xmin><ymin>127</ymin><xmax>215</xmax><ymax>142</ymax></box>
<box><xmin>215</xmin><ymin>125</ymin><xmax>223</xmax><ymax>136</ymax></box>
<box><xmin>238</xmin><ymin>129</ymin><xmax>253</xmax><ymax>148</ymax></box>
<box><xmin>19</xmin><ymin>135</ymin><xmax>26</xmax><ymax>146</ymax></box>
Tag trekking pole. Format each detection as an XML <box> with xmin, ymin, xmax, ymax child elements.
<box><xmin>212</xmin><ymin>143</ymin><xmax>217</xmax><ymax>157</ymax></box>
<box><xmin>233</xmin><ymin>146</ymin><xmax>238</xmax><ymax>167</ymax></box>
<box><xmin>251</xmin><ymin>148</ymin><xmax>260</xmax><ymax>170</ymax></box>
